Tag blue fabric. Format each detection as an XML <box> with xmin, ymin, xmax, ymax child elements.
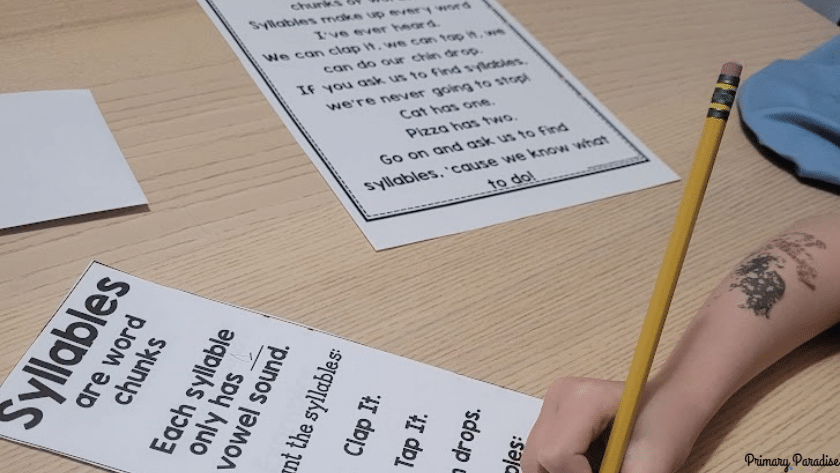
<box><xmin>737</xmin><ymin>35</ymin><xmax>840</xmax><ymax>187</ymax></box>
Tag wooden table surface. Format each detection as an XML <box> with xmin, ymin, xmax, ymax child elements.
<box><xmin>1</xmin><ymin>0</ymin><xmax>838</xmax><ymax>471</ymax></box>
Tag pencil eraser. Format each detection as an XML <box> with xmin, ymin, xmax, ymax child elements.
<box><xmin>721</xmin><ymin>61</ymin><xmax>743</xmax><ymax>77</ymax></box>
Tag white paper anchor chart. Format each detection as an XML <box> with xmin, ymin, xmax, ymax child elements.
<box><xmin>0</xmin><ymin>262</ymin><xmax>543</xmax><ymax>473</ymax></box>
<box><xmin>196</xmin><ymin>0</ymin><xmax>678</xmax><ymax>249</ymax></box>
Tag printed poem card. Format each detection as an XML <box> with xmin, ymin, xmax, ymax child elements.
<box><xmin>196</xmin><ymin>0</ymin><xmax>678</xmax><ymax>249</ymax></box>
<box><xmin>0</xmin><ymin>262</ymin><xmax>541</xmax><ymax>472</ymax></box>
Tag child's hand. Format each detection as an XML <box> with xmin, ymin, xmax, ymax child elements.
<box><xmin>522</xmin><ymin>377</ymin><xmax>621</xmax><ymax>473</ymax></box>
<box><xmin>522</xmin><ymin>377</ymin><xmax>697</xmax><ymax>473</ymax></box>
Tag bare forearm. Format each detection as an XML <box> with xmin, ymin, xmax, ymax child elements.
<box><xmin>645</xmin><ymin>214</ymin><xmax>840</xmax><ymax>443</ymax></box>
<box><xmin>523</xmin><ymin>215</ymin><xmax>840</xmax><ymax>473</ymax></box>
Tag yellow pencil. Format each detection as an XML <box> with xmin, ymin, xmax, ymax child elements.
<box><xmin>598</xmin><ymin>61</ymin><xmax>743</xmax><ymax>473</ymax></box>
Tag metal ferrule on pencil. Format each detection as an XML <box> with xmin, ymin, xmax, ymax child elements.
<box><xmin>707</xmin><ymin>74</ymin><xmax>741</xmax><ymax>120</ymax></box>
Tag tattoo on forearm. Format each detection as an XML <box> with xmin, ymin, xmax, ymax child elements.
<box><xmin>731</xmin><ymin>254</ymin><xmax>785</xmax><ymax>318</ymax></box>
<box><xmin>729</xmin><ymin>232</ymin><xmax>826</xmax><ymax>318</ymax></box>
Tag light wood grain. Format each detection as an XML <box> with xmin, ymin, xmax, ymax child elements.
<box><xmin>1</xmin><ymin>0</ymin><xmax>838</xmax><ymax>471</ymax></box>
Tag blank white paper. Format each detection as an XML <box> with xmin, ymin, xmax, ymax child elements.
<box><xmin>0</xmin><ymin>90</ymin><xmax>147</xmax><ymax>230</ymax></box>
